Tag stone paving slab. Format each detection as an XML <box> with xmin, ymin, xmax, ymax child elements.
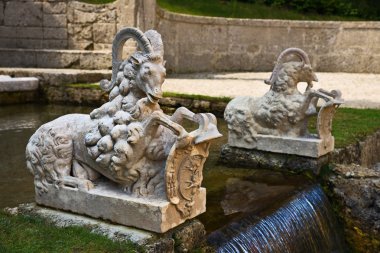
<box><xmin>164</xmin><ymin>72</ymin><xmax>380</xmax><ymax>109</ymax></box>
<box><xmin>0</xmin><ymin>68</ymin><xmax>379</xmax><ymax>109</ymax></box>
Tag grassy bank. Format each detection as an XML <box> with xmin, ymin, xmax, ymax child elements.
<box><xmin>0</xmin><ymin>211</ymin><xmax>140</xmax><ymax>253</ymax></box>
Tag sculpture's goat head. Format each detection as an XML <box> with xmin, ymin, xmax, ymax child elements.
<box><xmin>265</xmin><ymin>48</ymin><xmax>318</xmax><ymax>90</ymax></box>
<box><xmin>99</xmin><ymin>28</ymin><xmax>166</xmax><ymax>103</ymax></box>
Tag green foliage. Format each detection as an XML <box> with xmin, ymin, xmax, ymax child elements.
<box><xmin>0</xmin><ymin>211</ymin><xmax>141</xmax><ymax>252</ymax></box>
<box><xmin>259</xmin><ymin>0</ymin><xmax>380</xmax><ymax>20</ymax></box>
<box><xmin>158</xmin><ymin>0</ymin><xmax>362</xmax><ymax>20</ymax></box>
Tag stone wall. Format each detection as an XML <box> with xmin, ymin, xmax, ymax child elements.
<box><xmin>155</xmin><ymin>8</ymin><xmax>380</xmax><ymax>73</ymax></box>
<box><xmin>0</xmin><ymin>0</ymin><xmax>136</xmax><ymax>50</ymax></box>
<box><xmin>2</xmin><ymin>0</ymin><xmax>380</xmax><ymax>73</ymax></box>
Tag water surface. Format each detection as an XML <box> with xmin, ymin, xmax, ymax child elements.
<box><xmin>0</xmin><ymin>104</ymin><xmax>312</xmax><ymax>234</ymax></box>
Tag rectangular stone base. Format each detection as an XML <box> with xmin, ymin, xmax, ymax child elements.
<box><xmin>35</xmin><ymin>180</ymin><xmax>206</xmax><ymax>233</ymax></box>
<box><xmin>229</xmin><ymin>134</ymin><xmax>334</xmax><ymax>158</ymax></box>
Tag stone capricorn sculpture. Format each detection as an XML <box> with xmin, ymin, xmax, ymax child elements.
<box><xmin>26</xmin><ymin>27</ymin><xmax>221</xmax><ymax>211</ymax></box>
<box><xmin>225</xmin><ymin>48</ymin><xmax>343</xmax><ymax>149</ymax></box>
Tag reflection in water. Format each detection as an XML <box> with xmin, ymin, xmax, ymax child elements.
<box><xmin>208</xmin><ymin>185</ymin><xmax>345</xmax><ymax>253</ymax></box>
<box><xmin>0</xmin><ymin>104</ymin><xmax>92</xmax><ymax>208</ymax></box>
<box><xmin>0</xmin><ymin>104</ymin><xmax>345</xmax><ymax>252</ymax></box>
<box><xmin>221</xmin><ymin>178</ymin><xmax>295</xmax><ymax>215</ymax></box>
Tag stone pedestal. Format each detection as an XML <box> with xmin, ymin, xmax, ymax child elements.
<box><xmin>35</xmin><ymin>180</ymin><xmax>206</xmax><ymax>233</ymax></box>
<box><xmin>220</xmin><ymin>144</ymin><xmax>330</xmax><ymax>174</ymax></box>
<box><xmin>228</xmin><ymin>134</ymin><xmax>335</xmax><ymax>158</ymax></box>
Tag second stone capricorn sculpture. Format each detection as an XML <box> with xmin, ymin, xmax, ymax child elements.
<box><xmin>26</xmin><ymin>27</ymin><xmax>221</xmax><ymax>233</ymax></box>
<box><xmin>224</xmin><ymin>48</ymin><xmax>344</xmax><ymax>159</ymax></box>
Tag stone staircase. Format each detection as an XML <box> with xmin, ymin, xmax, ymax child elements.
<box><xmin>0</xmin><ymin>48</ymin><xmax>111</xmax><ymax>70</ymax></box>
<box><xmin>0</xmin><ymin>67</ymin><xmax>111</xmax><ymax>87</ymax></box>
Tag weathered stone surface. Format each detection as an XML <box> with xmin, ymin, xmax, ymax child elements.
<box><xmin>172</xmin><ymin>220</ymin><xmax>206</xmax><ymax>252</ymax></box>
<box><xmin>93</xmin><ymin>23</ymin><xmax>116</xmax><ymax>43</ymax></box>
<box><xmin>0</xmin><ymin>2</ymin><xmax>4</xmax><ymax>26</ymax></box>
<box><xmin>79</xmin><ymin>51</ymin><xmax>111</xmax><ymax>69</ymax></box>
<box><xmin>0</xmin><ymin>49</ymin><xmax>37</xmax><ymax>67</ymax></box>
<box><xmin>0</xmin><ymin>76</ymin><xmax>39</xmax><ymax>92</ymax></box>
<box><xmin>43</xmin><ymin>14</ymin><xmax>67</xmax><ymax>28</ymax></box>
<box><xmin>157</xmin><ymin>8</ymin><xmax>380</xmax><ymax>73</ymax></box>
<box><xmin>43</xmin><ymin>2</ymin><xmax>67</xmax><ymax>14</ymax></box>
<box><xmin>35</xmin><ymin>181</ymin><xmax>206</xmax><ymax>233</ymax></box>
<box><xmin>0</xmin><ymin>67</ymin><xmax>111</xmax><ymax>87</ymax></box>
<box><xmin>333</xmin><ymin>129</ymin><xmax>380</xmax><ymax>167</ymax></box>
<box><xmin>68</xmin><ymin>24</ymin><xmax>93</xmax><ymax>40</ymax></box>
<box><xmin>4</xmin><ymin>1</ymin><xmax>43</xmax><ymax>27</ymax></box>
<box><xmin>0</xmin><ymin>90</ymin><xmax>39</xmax><ymax>105</ymax></box>
<box><xmin>328</xmin><ymin>164</ymin><xmax>380</xmax><ymax>252</ymax></box>
<box><xmin>229</xmin><ymin>134</ymin><xmax>335</xmax><ymax>158</ymax></box>
<box><xmin>44</xmin><ymin>27</ymin><xmax>67</xmax><ymax>40</ymax></box>
<box><xmin>0</xmin><ymin>27</ymin><xmax>43</xmax><ymax>39</ymax></box>
<box><xmin>42</xmin><ymin>39</ymin><xmax>67</xmax><ymax>49</ymax></box>
<box><xmin>220</xmin><ymin>144</ymin><xmax>330</xmax><ymax>174</ymax></box>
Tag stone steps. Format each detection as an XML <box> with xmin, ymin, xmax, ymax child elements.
<box><xmin>0</xmin><ymin>67</ymin><xmax>111</xmax><ymax>86</ymax></box>
<box><xmin>0</xmin><ymin>48</ymin><xmax>112</xmax><ymax>70</ymax></box>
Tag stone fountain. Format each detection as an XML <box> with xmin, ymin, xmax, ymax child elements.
<box><xmin>25</xmin><ymin>27</ymin><xmax>221</xmax><ymax>233</ymax></box>
<box><xmin>222</xmin><ymin>48</ymin><xmax>344</xmax><ymax>173</ymax></box>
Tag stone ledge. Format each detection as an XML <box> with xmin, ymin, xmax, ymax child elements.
<box><xmin>0</xmin><ymin>75</ymin><xmax>39</xmax><ymax>92</ymax></box>
<box><xmin>0</xmin><ymin>67</ymin><xmax>111</xmax><ymax>87</ymax></box>
<box><xmin>35</xmin><ymin>180</ymin><xmax>206</xmax><ymax>233</ymax></box>
<box><xmin>0</xmin><ymin>48</ymin><xmax>111</xmax><ymax>69</ymax></box>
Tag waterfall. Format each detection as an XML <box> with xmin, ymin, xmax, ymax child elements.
<box><xmin>208</xmin><ymin>185</ymin><xmax>345</xmax><ymax>253</ymax></box>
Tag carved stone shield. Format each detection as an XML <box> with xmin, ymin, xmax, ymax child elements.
<box><xmin>165</xmin><ymin>141</ymin><xmax>210</xmax><ymax>218</ymax></box>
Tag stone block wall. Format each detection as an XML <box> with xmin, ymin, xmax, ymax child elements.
<box><xmin>1</xmin><ymin>0</ymin><xmax>380</xmax><ymax>73</ymax></box>
<box><xmin>0</xmin><ymin>0</ymin><xmax>136</xmax><ymax>50</ymax></box>
<box><xmin>155</xmin><ymin>8</ymin><xmax>380</xmax><ymax>73</ymax></box>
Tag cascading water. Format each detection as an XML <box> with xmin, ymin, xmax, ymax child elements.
<box><xmin>208</xmin><ymin>185</ymin><xmax>345</xmax><ymax>253</ymax></box>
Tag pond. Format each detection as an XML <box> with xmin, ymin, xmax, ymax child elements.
<box><xmin>0</xmin><ymin>104</ymin><xmax>344</xmax><ymax>252</ymax></box>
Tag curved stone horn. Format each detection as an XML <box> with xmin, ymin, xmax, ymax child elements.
<box><xmin>264</xmin><ymin>48</ymin><xmax>311</xmax><ymax>86</ymax></box>
<box><xmin>144</xmin><ymin>30</ymin><xmax>164</xmax><ymax>57</ymax></box>
<box><xmin>100</xmin><ymin>27</ymin><xmax>154</xmax><ymax>91</ymax></box>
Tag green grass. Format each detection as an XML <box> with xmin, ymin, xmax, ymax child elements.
<box><xmin>66</xmin><ymin>83</ymin><xmax>100</xmax><ymax>89</ymax></box>
<box><xmin>157</xmin><ymin>0</ymin><xmax>362</xmax><ymax>21</ymax></box>
<box><xmin>163</xmin><ymin>91</ymin><xmax>232</xmax><ymax>103</ymax></box>
<box><xmin>0</xmin><ymin>211</ymin><xmax>141</xmax><ymax>253</ymax></box>
<box><xmin>65</xmin><ymin>83</ymin><xmax>232</xmax><ymax>102</ymax></box>
<box><xmin>330</xmin><ymin>107</ymin><xmax>380</xmax><ymax>148</ymax></box>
